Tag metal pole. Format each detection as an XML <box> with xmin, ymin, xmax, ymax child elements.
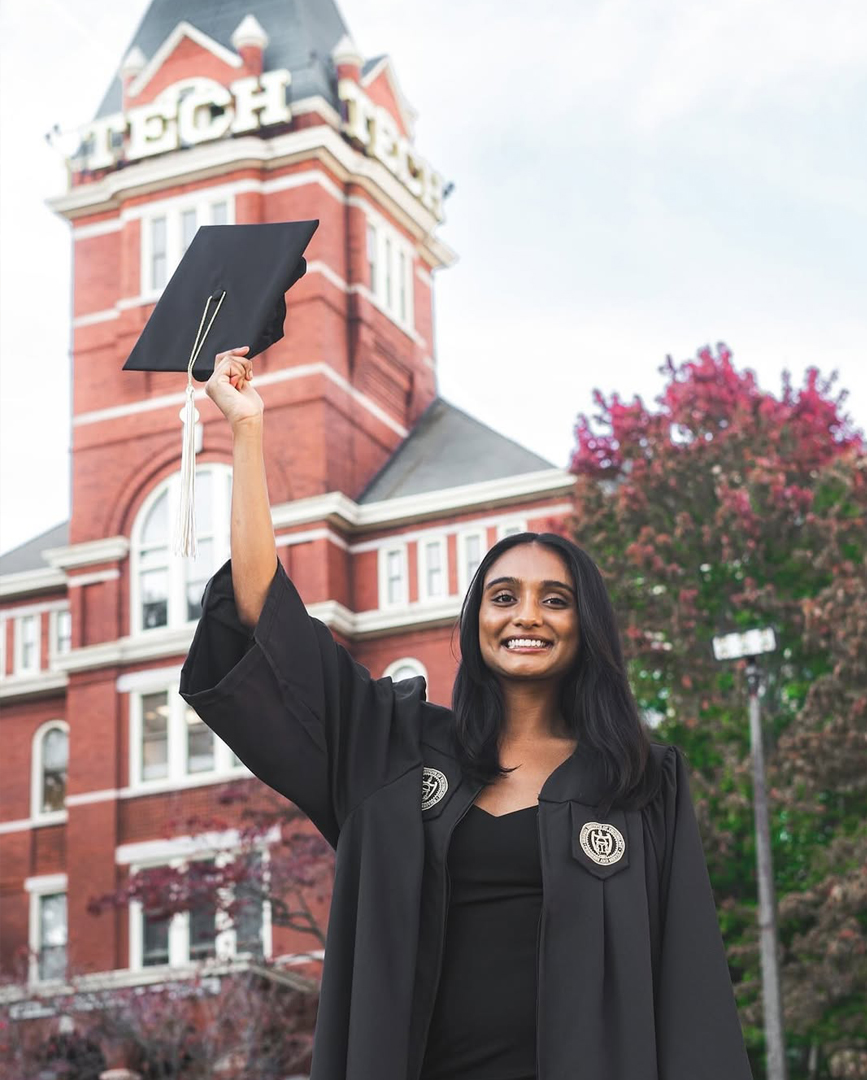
<box><xmin>746</xmin><ymin>658</ymin><xmax>788</xmax><ymax>1080</ymax></box>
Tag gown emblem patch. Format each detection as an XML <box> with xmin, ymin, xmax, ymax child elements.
<box><xmin>421</xmin><ymin>767</ymin><xmax>448</xmax><ymax>811</ymax></box>
<box><xmin>580</xmin><ymin>820</ymin><xmax>626</xmax><ymax>865</ymax></box>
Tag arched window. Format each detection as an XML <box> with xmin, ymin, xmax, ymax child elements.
<box><xmin>383</xmin><ymin>657</ymin><xmax>428</xmax><ymax>684</ymax></box>
<box><xmin>32</xmin><ymin>721</ymin><xmax>69</xmax><ymax>821</ymax></box>
<box><xmin>132</xmin><ymin>465</ymin><xmax>232</xmax><ymax>633</ymax></box>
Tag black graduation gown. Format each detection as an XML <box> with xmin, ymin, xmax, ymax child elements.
<box><xmin>179</xmin><ymin>558</ymin><xmax>754</xmax><ymax>1080</ymax></box>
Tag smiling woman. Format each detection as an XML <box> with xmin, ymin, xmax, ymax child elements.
<box><xmin>452</xmin><ymin>532</ymin><xmax>657</xmax><ymax>812</ymax></box>
<box><xmin>181</xmin><ymin>497</ymin><xmax>753</xmax><ymax>1076</ymax></box>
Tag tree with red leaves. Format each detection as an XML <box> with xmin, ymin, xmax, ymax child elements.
<box><xmin>570</xmin><ymin>344</ymin><xmax>867</xmax><ymax>1080</ymax></box>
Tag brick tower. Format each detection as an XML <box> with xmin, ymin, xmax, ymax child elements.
<box><xmin>0</xmin><ymin>0</ymin><xmax>573</xmax><ymax>1060</ymax></box>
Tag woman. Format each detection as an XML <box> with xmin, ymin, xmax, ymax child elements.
<box><xmin>179</xmin><ymin>349</ymin><xmax>754</xmax><ymax>1080</ymax></box>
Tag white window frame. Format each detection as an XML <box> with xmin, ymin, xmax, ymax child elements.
<box><xmin>14</xmin><ymin>611</ymin><xmax>41</xmax><ymax>675</ymax></box>
<box><xmin>130</xmin><ymin>464</ymin><xmax>233</xmax><ymax>635</ymax></box>
<box><xmin>140</xmin><ymin>195</ymin><xmax>236</xmax><ymax>302</ymax></box>
<box><xmin>497</xmin><ymin>519</ymin><xmax>527</xmax><ymax>540</ymax></box>
<box><xmin>383</xmin><ymin>657</ymin><xmax>429</xmax><ymax>683</ymax></box>
<box><xmin>129</xmin><ymin>849</ymin><xmax>271</xmax><ymax>971</ymax></box>
<box><xmin>129</xmin><ymin>683</ymin><xmax>244</xmax><ymax>792</ymax></box>
<box><xmin>48</xmin><ymin>607</ymin><xmax>72</xmax><ymax>668</ymax></box>
<box><xmin>31</xmin><ymin>719</ymin><xmax>69</xmax><ymax>826</ymax></box>
<box><xmin>362</xmin><ymin>208</ymin><xmax>415</xmax><ymax>334</ymax></box>
<box><xmin>418</xmin><ymin>535</ymin><xmax>447</xmax><ymax>603</ymax></box>
<box><xmin>457</xmin><ymin>529</ymin><xmax>486</xmax><ymax>595</ymax></box>
<box><xmin>0</xmin><ymin>616</ymin><xmax>6</xmax><ymax>681</ymax></box>
<box><xmin>378</xmin><ymin>544</ymin><xmax>409</xmax><ymax>609</ymax></box>
<box><xmin>26</xmin><ymin>873</ymin><xmax>68</xmax><ymax>987</ymax></box>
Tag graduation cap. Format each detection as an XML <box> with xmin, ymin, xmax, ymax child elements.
<box><xmin>123</xmin><ymin>219</ymin><xmax>319</xmax><ymax>558</ymax></box>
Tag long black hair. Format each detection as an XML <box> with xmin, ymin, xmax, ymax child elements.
<box><xmin>451</xmin><ymin>532</ymin><xmax>663</xmax><ymax>812</ymax></box>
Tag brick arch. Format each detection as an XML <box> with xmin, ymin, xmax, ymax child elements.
<box><xmin>107</xmin><ymin>445</ymin><xmax>232</xmax><ymax>540</ymax></box>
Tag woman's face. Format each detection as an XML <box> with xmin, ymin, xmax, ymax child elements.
<box><xmin>478</xmin><ymin>542</ymin><xmax>580</xmax><ymax>684</ymax></box>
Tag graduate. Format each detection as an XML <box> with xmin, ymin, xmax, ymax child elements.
<box><xmin>137</xmin><ymin>222</ymin><xmax>752</xmax><ymax>1078</ymax></box>
<box><xmin>177</xmin><ymin>357</ymin><xmax>754</xmax><ymax>1080</ymax></box>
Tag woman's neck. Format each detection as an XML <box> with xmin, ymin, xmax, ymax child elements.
<box><xmin>499</xmin><ymin>679</ymin><xmax>572</xmax><ymax>745</ymax></box>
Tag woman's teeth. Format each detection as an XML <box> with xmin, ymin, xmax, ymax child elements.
<box><xmin>505</xmin><ymin>639</ymin><xmax>549</xmax><ymax>649</ymax></box>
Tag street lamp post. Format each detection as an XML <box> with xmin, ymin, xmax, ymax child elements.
<box><xmin>713</xmin><ymin>628</ymin><xmax>788</xmax><ymax>1080</ymax></box>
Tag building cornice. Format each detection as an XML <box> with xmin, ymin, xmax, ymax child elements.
<box><xmin>46</xmin><ymin>123</ymin><xmax>455</xmax><ymax>266</ymax></box>
<box><xmin>271</xmin><ymin>467</ymin><xmax>574</xmax><ymax>532</ymax></box>
<box><xmin>42</xmin><ymin>535</ymin><xmax>130</xmax><ymax>571</ymax></box>
<box><xmin>0</xmin><ymin>672</ymin><xmax>68</xmax><ymax>701</ymax></box>
<box><xmin>0</xmin><ymin>567</ymin><xmax>66</xmax><ymax>599</ymax></box>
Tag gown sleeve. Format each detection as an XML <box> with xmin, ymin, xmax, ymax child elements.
<box><xmin>655</xmin><ymin>745</ymin><xmax>754</xmax><ymax>1079</ymax></box>
<box><xmin>178</xmin><ymin>557</ymin><xmax>423</xmax><ymax>849</ymax></box>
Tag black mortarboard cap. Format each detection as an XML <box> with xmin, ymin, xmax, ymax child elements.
<box><xmin>122</xmin><ymin>219</ymin><xmax>318</xmax><ymax>559</ymax></box>
<box><xmin>123</xmin><ymin>219</ymin><xmax>319</xmax><ymax>381</ymax></box>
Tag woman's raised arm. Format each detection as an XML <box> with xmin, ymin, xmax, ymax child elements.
<box><xmin>205</xmin><ymin>347</ymin><xmax>276</xmax><ymax>629</ymax></box>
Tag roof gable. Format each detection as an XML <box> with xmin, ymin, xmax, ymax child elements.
<box><xmin>361</xmin><ymin>55</ymin><xmax>417</xmax><ymax>139</ymax></box>
<box><xmin>96</xmin><ymin>0</ymin><xmax>350</xmax><ymax>118</ymax></box>
<box><xmin>358</xmin><ymin>398</ymin><xmax>555</xmax><ymax>503</ymax></box>
<box><xmin>125</xmin><ymin>21</ymin><xmax>243</xmax><ymax>104</ymax></box>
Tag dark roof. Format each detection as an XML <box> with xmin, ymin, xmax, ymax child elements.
<box><xmin>0</xmin><ymin>521</ymin><xmax>68</xmax><ymax>577</ymax></box>
<box><xmin>96</xmin><ymin>0</ymin><xmax>350</xmax><ymax>118</ymax></box>
<box><xmin>358</xmin><ymin>398</ymin><xmax>554</xmax><ymax>503</ymax></box>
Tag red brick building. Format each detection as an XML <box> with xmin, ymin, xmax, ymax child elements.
<box><xmin>0</xmin><ymin>0</ymin><xmax>572</xmax><ymax>1051</ymax></box>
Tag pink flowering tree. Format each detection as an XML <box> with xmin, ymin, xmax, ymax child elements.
<box><xmin>569</xmin><ymin>344</ymin><xmax>867</xmax><ymax>1079</ymax></box>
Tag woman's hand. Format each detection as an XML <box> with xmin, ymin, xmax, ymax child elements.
<box><xmin>205</xmin><ymin>347</ymin><xmax>264</xmax><ymax>432</ymax></box>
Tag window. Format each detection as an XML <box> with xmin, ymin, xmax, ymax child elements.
<box><xmin>419</xmin><ymin>537</ymin><xmax>446</xmax><ymax>601</ymax></box>
<box><xmin>141</xmin><ymin>692</ymin><xmax>169</xmax><ymax>781</ymax></box>
<box><xmin>131</xmin><ymin>853</ymin><xmax>267</xmax><ymax>969</ymax></box>
<box><xmin>498</xmin><ymin>520</ymin><xmax>527</xmax><ymax>540</ymax></box>
<box><xmin>181</xmin><ymin>208</ymin><xmax>197</xmax><ymax>252</ymax></box>
<box><xmin>132</xmin><ymin>465</ymin><xmax>231</xmax><ymax>633</ymax></box>
<box><xmin>234</xmin><ymin>852</ymin><xmax>265</xmax><ymax>957</ymax></box>
<box><xmin>31</xmin><ymin>722</ymin><xmax>69</xmax><ymax>822</ymax></box>
<box><xmin>141</xmin><ymin>195</ymin><xmax>235</xmax><ymax>299</ymax></box>
<box><xmin>16</xmin><ymin>613</ymin><xmax>39</xmax><ymax>674</ymax></box>
<box><xmin>188</xmin><ymin>859</ymin><xmax>217</xmax><ymax>962</ymax></box>
<box><xmin>151</xmin><ymin>216</ymin><xmax>167</xmax><ymax>290</ymax></box>
<box><xmin>384</xmin><ymin>236</ymin><xmax>393</xmax><ymax>308</ymax></box>
<box><xmin>383</xmin><ymin>657</ymin><xmax>428</xmax><ymax>684</ymax></box>
<box><xmin>54</xmin><ymin>609</ymin><xmax>72</xmax><ymax>656</ymax></box>
<box><xmin>458</xmin><ymin>530</ymin><xmax>486</xmax><ymax>594</ymax></box>
<box><xmin>131</xmin><ymin>686</ymin><xmax>242</xmax><ymax>789</ymax></box>
<box><xmin>379</xmin><ymin>546</ymin><xmax>408</xmax><ymax>608</ymax></box>
<box><xmin>40</xmin><ymin>727</ymin><xmax>68</xmax><ymax>814</ymax></box>
<box><xmin>142</xmin><ymin>906</ymin><xmax>170</xmax><ymax>967</ymax></box>
<box><xmin>27</xmin><ymin>877</ymin><xmax>68</xmax><ymax>985</ymax></box>
<box><xmin>38</xmin><ymin>893</ymin><xmax>67</xmax><ymax>981</ymax></box>
<box><xmin>185</xmin><ymin>706</ymin><xmax>215</xmax><ymax>774</ymax></box>
<box><xmin>365</xmin><ymin>213</ymin><xmax>414</xmax><ymax>330</ymax></box>
<box><xmin>367</xmin><ymin>222</ymin><xmax>377</xmax><ymax>292</ymax></box>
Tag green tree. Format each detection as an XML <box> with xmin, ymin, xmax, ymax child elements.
<box><xmin>569</xmin><ymin>344</ymin><xmax>867</xmax><ymax>1079</ymax></box>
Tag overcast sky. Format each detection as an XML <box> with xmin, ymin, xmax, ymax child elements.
<box><xmin>1</xmin><ymin>0</ymin><xmax>865</xmax><ymax>555</ymax></box>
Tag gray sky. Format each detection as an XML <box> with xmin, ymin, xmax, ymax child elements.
<box><xmin>1</xmin><ymin>0</ymin><xmax>865</xmax><ymax>555</ymax></box>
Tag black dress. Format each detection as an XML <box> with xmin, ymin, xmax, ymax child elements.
<box><xmin>421</xmin><ymin>803</ymin><xmax>543</xmax><ymax>1080</ymax></box>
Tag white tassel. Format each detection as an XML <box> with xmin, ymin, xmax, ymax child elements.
<box><xmin>173</xmin><ymin>381</ymin><xmax>200</xmax><ymax>559</ymax></box>
<box><xmin>172</xmin><ymin>290</ymin><xmax>224</xmax><ymax>559</ymax></box>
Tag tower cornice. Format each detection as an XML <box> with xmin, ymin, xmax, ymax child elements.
<box><xmin>47</xmin><ymin>123</ymin><xmax>456</xmax><ymax>268</ymax></box>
